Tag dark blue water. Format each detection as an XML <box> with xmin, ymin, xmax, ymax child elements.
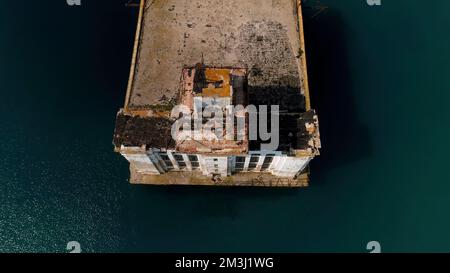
<box><xmin>1</xmin><ymin>0</ymin><xmax>450</xmax><ymax>252</ymax></box>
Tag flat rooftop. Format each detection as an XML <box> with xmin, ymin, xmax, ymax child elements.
<box><xmin>127</xmin><ymin>0</ymin><xmax>307</xmax><ymax>112</ymax></box>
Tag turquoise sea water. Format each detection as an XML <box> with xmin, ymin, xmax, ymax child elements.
<box><xmin>1</xmin><ymin>0</ymin><xmax>450</xmax><ymax>252</ymax></box>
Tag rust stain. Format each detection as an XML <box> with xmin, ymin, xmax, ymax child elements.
<box><xmin>201</xmin><ymin>69</ymin><xmax>232</xmax><ymax>97</ymax></box>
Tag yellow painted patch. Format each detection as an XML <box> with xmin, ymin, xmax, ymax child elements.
<box><xmin>201</xmin><ymin>69</ymin><xmax>232</xmax><ymax>97</ymax></box>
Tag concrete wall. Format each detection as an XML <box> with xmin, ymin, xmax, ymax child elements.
<box><xmin>120</xmin><ymin>147</ymin><xmax>310</xmax><ymax>179</ymax></box>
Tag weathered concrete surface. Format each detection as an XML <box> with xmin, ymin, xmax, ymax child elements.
<box><xmin>130</xmin><ymin>165</ymin><xmax>310</xmax><ymax>187</ymax></box>
<box><xmin>128</xmin><ymin>0</ymin><xmax>306</xmax><ymax>109</ymax></box>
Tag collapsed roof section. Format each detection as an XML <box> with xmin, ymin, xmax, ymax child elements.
<box><xmin>173</xmin><ymin>65</ymin><xmax>249</xmax><ymax>155</ymax></box>
<box><xmin>113</xmin><ymin>110</ymin><xmax>175</xmax><ymax>151</ymax></box>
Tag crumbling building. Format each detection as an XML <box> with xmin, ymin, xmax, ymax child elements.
<box><xmin>113</xmin><ymin>0</ymin><xmax>321</xmax><ymax>187</ymax></box>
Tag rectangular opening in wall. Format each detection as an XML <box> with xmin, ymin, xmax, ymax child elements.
<box><xmin>248</xmin><ymin>155</ymin><xmax>260</xmax><ymax>171</ymax></box>
<box><xmin>188</xmin><ymin>155</ymin><xmax>200</xmax><ymax>170</ymax></box>
<box><xmin>188</xmin><ymin>155</ymin><xmax>198</xmax><ymax>161</ymax></box>
<box><xmin>173</xmin><ymin>154</ymin><xmax>184</xmax><ymax>162</ymax></box>
<box><xmin>159</xmin><ymin>153</ymin><xmax>174</xmax><ymax>170</ymax></box>
<box><xmin>261</xmin><ymin>154</ymin><xmax>275</xmax><ymax>171</ymax></box>
<box><xmin>236</xmin><ymin>156</ymin><xmax>245</xmax><ymax>163</ymax></box>
<box><xmin>234</xmin><ymin>156</ymin><xmax>245</xmax><ymax>173</ymax></box>
<box><xmin>178</xmin><ymin>162</ymin><xmax>187</xmax><ymax>168</ymax></box>
<box><xmin>173</xmin><ymin>153</ymin><xmax>186</xmax><ymax>170</ymax></box>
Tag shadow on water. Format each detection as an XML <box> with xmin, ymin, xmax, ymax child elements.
<box><xmin>89</xmin><ymin>0</ymin><xmax>138</xmax><ymax>109</ymax></box>
<box><xmin>123</xmin><ymin>185</ymin><xmax>302</xmax><ymax>250</ymax></box>
<box><xmin>303</xmin><ymin>8</ymin><xmax>372</xmax><ymax>180</ymax></box>
<box><xmin>129</xmin><ymin>185</ymin><xmax>299</xmax><ymax>219</ymax></box>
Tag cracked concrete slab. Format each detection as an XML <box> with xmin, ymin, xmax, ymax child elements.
<box><xmin>128</xmin><ymin>0</ymin><xmax>305</xmax><ymax>109</ymax></box>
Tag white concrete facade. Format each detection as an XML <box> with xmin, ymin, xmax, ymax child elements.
<box><xmin>121</xmin><ymin>147</ymin><xmax>311</xmax><ymax>179</ymax></box>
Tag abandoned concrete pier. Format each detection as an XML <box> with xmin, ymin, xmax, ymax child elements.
<box><xmin>113</xmin><ymin>0</ymin><xmax>321</xmax><ymax>187</ymax></box>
